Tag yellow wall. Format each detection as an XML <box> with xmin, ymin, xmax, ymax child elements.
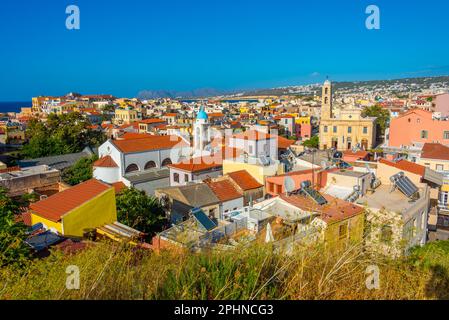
<box><xmin>223</xmin><ymin>160</ymin><xmax>284</xmax><ymax>185</ymax></box>
<box><xmin>324</xmin><ymin>213</ymin><xmax>365</xmax><ymax>247</ymax></box>
<box><xmin>30</xmin><ymin>188</ymin><xmax>117</xmax><ymax>237</ymax></box>
<box><xmin>30</xmin><ymin>214</ymin><xmax>63</xmax><ymax>234</ymax></box>
<box><xmin>418</xmin><ymin>158</ymin><xmax>449</xmax><ymax>172</ymax></box>
<box><xmin>62</xmin><ymin>188</ymin><xmax>117</xmax><ymax>237</ymax></box>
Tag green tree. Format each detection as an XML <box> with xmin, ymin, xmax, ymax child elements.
<box><xmin>362</xmin><ymin>105</ymin><xmax>390</xmax><ymax>138</ymax></box>
<box><xmin>21</xmin><ymin>113</ymin><xmax>106</xmax><ymax>159</ymax></box>
<box><xmin>116</xmin><ymin>188</ymin><xmax>167</xmax><ymax>238</ymax></box>
<box><xmin>62</xmin><ymin>155</ymin><xmax>98</xmax><ymax>186</ymax></box>
<box><xmin>0</xmin><ymin>187</ymin><xmax>30</xmax><ymax>267</ymax></box>
<box><xmin>302</xmin><ymin>135</ymin><xmax>319</xmax><ymax>148</ymax></box>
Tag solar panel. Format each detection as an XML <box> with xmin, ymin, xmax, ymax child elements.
<box><xmin>192</xmin><ymin>208</ymin><xmax>217</xmax><ymax>231</ymax></box>
<box><xmin>390</xmin><ymin>172</ymin><xmax>419</xmax><ymax>199</ymax></box>
<box><xmin>302</xmin><ymin>186</ymin><xmax>328</xmax><ymax>205</ymax></box>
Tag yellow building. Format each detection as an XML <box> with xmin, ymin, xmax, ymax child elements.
<box><xmin>29</xmin><ymin>179</ymin><xmax>117</xmax><ymax>237</ymax></box>
<box><xmin>114</xmin><ymin>108</ymin><xmax>142</xmax><ymax>125</ymax></box>
<box><xmin>319</xmin><ymin>80</ymin><xmax>376</xmax><ymax>151</ymax></box>
<box><xmin>295</xmin><ymin>116</ymin><xmax>311</xmax><ymax>125</ymax></box>
<box><xmin>223</xmin><ymin>158</ymin><xmax>284</xmax><ymax>185</ymax></box>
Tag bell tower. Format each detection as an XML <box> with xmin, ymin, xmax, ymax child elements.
<box><xmin>321</xmin><ymin>79</ymin><xmax>333</xmax><ymax>119</ymax></box>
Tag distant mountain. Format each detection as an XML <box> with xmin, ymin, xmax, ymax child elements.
<box><xmin>238</xmin><ymin>76</ymin><xmax>449</xmax><ymax>97</ymax></box>
<box><xmin>137</xmin><ymin>88</ymin><xmax>231</xmax><ymax>99</ymax></box>
<box><xmin>137</xmin><ymin>76</ymin><xmax>449</xmax><ymax>99</ymax></box>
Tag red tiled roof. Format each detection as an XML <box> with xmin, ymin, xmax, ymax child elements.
<box><xmin>379</xmin><ymin>158</ymin><xmax>426</xmax><ymax>176</ymax></box>
<box><xmin>164</xmin><ymin>113</ymin><xmax>178</xmax><ymax>117</ymax></box>
<box><xmin>111</xmin><ymin>181</ymin><xmax>126</xmax><ymax>194</ymax></box>
<box><xmin>30</xmin><ymin>179</ymin><xmax>112</xmax><ymax>222</ymax></box>
<box><xmin>279</xmin><ymin>194</ymin><xmax>364</xmax><ymax>224</ymax></box>
<box><xmin>421</xmin><ymin>143</ymin><xmax>449</xmax><ymax>161</ymax></box>
<box><xmin>227</xmin><ymin>170</ymin><xmax>263</xmax><ymax>191</ymax></box>
<box><xmin>119</xmin><ymin>132</ymin><xmax>152</xmax><ymax>140</ymax></box>
<box><xmin>206</xmin><ymin>180</ymin><xmax>242</xmax><ymax>202</ymax></box>
<box><xmin>112</xmin><ymin>135</ymin><xmax>188</xmax><ymax>153</ymax></box>
<box><xmin>93</xmin><ymin>155</ymin><xmax>118</xmax><ymax>168</ymax></box>
<box><xmin>139</xmin><ymin>118</ymin><xmax>166</xmax><ymax>124</ymax></box>
<box><xmin>168</xmin><ymin>156</ymin><xmax>222</xmax><ymax>173</ymax></box>
<box><xmin>277</xmin><ymin>136</ymin><xmax>296</xmax><ymax>149</ymax></box>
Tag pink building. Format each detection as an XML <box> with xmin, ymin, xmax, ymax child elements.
<box><xmin>388</xmin><ymin>109</ymin><xmax>449</xmax><ymax>148</ymax></box>
<box><xmin>434</xmin><ymin>93</ymin><xmax>449</xmax><ymax>117</ymax></box>
<box><xmin>296</xmin><ymin>123</ymin><xmax>312</xmax><ymax>140</ymax></box>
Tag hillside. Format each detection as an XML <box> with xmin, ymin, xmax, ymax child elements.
<box><xmin>1</xmin><ymin>240</ymin><xmax>448</xmax><ymax>300</ymax></box>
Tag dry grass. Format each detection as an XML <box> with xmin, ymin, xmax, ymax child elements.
<box><xmin>0</xmin><ymin>240</ymin><xmax>448</xmax><ymax>300</ymax></box>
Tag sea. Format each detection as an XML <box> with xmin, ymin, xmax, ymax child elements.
<box><xmin>0</xmin><ymin>101</ymin><xmax>31</xmax><ymax>114</ymax></box>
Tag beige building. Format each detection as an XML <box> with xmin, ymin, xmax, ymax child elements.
<box><xmin>114</xmin><ymin>108</ymin><xmax>142</xmax><ymax>125</ymax></box>
<box><xmin>319</xmin><ymin>80</ymin><xmax>376</xmax><ymax>151</ymax></box>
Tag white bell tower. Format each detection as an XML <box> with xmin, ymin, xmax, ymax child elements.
<box><xmin>193</xmin><ymin>106</ymin><xmax>211</xmax><ymax>156</ymax></box>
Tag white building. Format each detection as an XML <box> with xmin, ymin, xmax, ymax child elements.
<box><xmin>93</xmin><ymin>135</ymin><xmax>191</xmax><ymax>194</ymax></box>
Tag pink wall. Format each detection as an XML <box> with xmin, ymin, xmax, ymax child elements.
<box><xmin>296</xmin><ymin>124</ymin><xmax>312</xmax><ymax>140</ymax></box>
<box><xmin>435</xmin><ymin>93</ymin><xmax>449</xmax><ymax>117</ymax></box>
<box><xmin>389</xmin><ymin>109</ymin><xmax>449</xmax><ymax>147</ymax></box>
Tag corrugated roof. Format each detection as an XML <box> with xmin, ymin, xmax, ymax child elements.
<box><xmin>30</xmin><ymin>179</ymin><xmax>112</xmax><ymax>222</ymax></box>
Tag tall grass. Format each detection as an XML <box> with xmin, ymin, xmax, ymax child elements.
<box><xmin>0</xmin><ymin>240</ymin><xmax>447</xmax><ymax>300</ymax></box>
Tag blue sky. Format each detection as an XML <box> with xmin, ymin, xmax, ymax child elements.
<box><xmin>1</xmin><ymin>0</ymin><xmax>449</xmax><ymax>100</ymax></box>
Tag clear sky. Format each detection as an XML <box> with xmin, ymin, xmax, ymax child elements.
<box><xmin>1</xmin><ymin>0</ymin><xmax>449</xmax><ymax>100</ymax></box>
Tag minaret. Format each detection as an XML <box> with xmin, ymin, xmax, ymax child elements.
<box><xmin>321</xmin><ymin>79</ymin><xmax>333</xmax><ymax>119</ymax></box>
<box><xmin>193</xmin><ymin>106</ymin><xmax>210</xmax><ymax>156</ymax></box>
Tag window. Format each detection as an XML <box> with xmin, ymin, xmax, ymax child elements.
<box><xmin>249</xmin><ymin>145</ymin><xmax>253</xmax><ymax>154</ymax></box>
<box><xmin>161</xmin><ymin>158</ymin><xmax>172</xmax><ymax>167</ymax></box>
<box><xmin>421</xmin><ymin>130</ymin><xmax>428</xmax><ymax>139</ymax></box>
<box><xmin>324</xmin><ymin>126</ymin><xmax>328</xmax><ymax>133</ymax></box>
<box><xmin>144</xmin><ymin>161</ymin><xmax>156</xmax><ymax>170</ymax></box>
<box><xmin>380</xmin><ymin>225</ymin><xmax>393</xmax><ymax>243</ymax></box>
<box><xmin>363</xmin><ymin>127</ymin><xmax>368</xmax><ymax>134</ymax></box>
<box><xmin>444</xmin><ymin>131</ymin><xmax>449</xmax><ymax>140</ymax></box>
<box><xmin>185</xmin><ymin>174</ymin><xmax>189</xmax><ymax>182</ymax></box>
<box><xmin>339</xmin><ymin>224</ymin><xmax>348</xmax><ymax>240</ymax></box>
<box><xmin>173</xmin><ymin>173</ymin><xmax>179</xmax><ymax>183</ymax></box>
<box><xmin>347</xmin><ymin>126</ymin><xmax>352</xmax><ymax>134</ymax></box>
<box><xmin>125</xmin><ymin>164</ymin><xmax>139</xmax><ymax>173</ymax></box>
<box><xmin>436</xmin><ymin>164</ymin><xmax>444</xmax><ymax>172</ymax></box>
<box><xmin>333</xmin><ymin>126</ymin><xmax>337</xmax><ymax>133</ymax></box>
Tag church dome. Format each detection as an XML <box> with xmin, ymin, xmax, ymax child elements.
<box><xmin>196</xmin><ymin>106</ymin><xmax>208</xmax><ymax>120</ymax></box>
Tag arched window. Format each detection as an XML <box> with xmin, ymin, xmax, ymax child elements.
<box><xmin>125</xmin><ymin>164</ymin><xmax>139</xmax><ymax>173</ymax></box>
<box><xmin>161</xmin><ymin>158</ymin><xmax>172</xmax><ymax>167</ymax></box>
<box><xmin>144</xmin><ymin>161</ymin><xmax>156</xmax><ymax>170</ymax></box>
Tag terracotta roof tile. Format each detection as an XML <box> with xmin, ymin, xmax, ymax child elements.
<box><xmin>111</xmin><ymin>181</ymin><xmax>127</xmax><ymax>194</ymax></box>
<box><xmin>206</xmin><ymin>180</ymin><xmax>242</xmax><ymax>202</ymax></box>
<box><xmin>119</xmin><ymin>132</ymin><xmax>152</xmax><ymax>140</ymax></box>
<box><xmin>139</xmin><ymin>118</ymin><xmax>166</xmax><ymax>124</ymax></box>
<box><xmin>279</xmin><ymin>194</ymin><xmax>364</xmax><ymax>224</ymax></box>
<box><xmin>421</xmin><ymin>143</ymin><xmax>449</xmax><ymax>161</ymax></box>
<box><xmin>93</xmin><ymin>155</ymin><xmax>118</xmax><ymax>168</ymax></box>
<box><xmin>277</xmin><ymin>136</ymin><xmax>296</xmax><ymax>149</ymax></box>
<box><xmin>227</xmin><ymin>170</ymin><xmax>263</xmax><ymax>191</ymax></box>
<box><xmin>168</xmin><ymin>156</ymin><xmax>222</xmax><ymax>173</ymax></box>
<box><xmin>379</xmin><ymin>158</ymin><xmax>426</xmax><ymax>176</ymax></box>
<box><xmin>29</xmin><ymin>179</ymin><xmax>112</xmax><ymax>222</ymax></box>
<box><xmin>112</xmin><ymin>135</ymin><xmax>188</xmax><ymax>153</ymax></box>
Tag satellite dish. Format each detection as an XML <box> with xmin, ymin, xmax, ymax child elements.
<box><xmin>284</xmin><ymin>176</ymin><xmax>296</xmax><ymax>193</ymax></box>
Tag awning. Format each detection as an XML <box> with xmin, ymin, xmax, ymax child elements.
<box><xmin>423</xmin><ymin>167</ymin><xmax>443</xmax><ymax>186</ymax></box>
